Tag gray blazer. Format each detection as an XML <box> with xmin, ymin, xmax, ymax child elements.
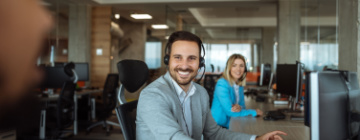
<box><xmin>136</xmin><ymin>72</ymin><xmax>254</xmax><ymax>140</ymax></box>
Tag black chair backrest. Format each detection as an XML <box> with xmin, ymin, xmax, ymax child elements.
<box><xmin>57</xmin><ymin>81</ymin><xmax>76</xmax><ymax>129</ymax></box>
<box><xmin>117</xmin><ymin>60</ymin><xmax>149</xmax><ymax>93</ymax></box>
<box><xmin>103</xmin><ymin>74</ymin><xmax>119</xmax><ymax>110</ymax></box>
<box><xmin>116</xmin><ymin>100</ymin><xmax>138</xmax><ymax>140</ymax></box>
<box><xmin>203</xmin><ymin>74</ymin><xmax>222</xmax><ymax>107</ymax></box>
<box><xmin>64</xmin><ymin>62</ymin><xmax>75</xmax><ymax>77</ymax></box>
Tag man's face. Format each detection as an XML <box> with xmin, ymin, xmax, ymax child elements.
<box><xmin>168</xmin><ymin>40</ymin><xmax>200</xmax><ymax>88</ymax></box>
<box><xmin>0</xmin><ymin>0</ymin><xmax>53</xmax><ymax>102</ymax></box>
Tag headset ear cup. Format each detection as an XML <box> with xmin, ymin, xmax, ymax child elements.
<box><xmin>199</xmin><ymin>57</ymin><xmax>205</xmax><ymax>68</ymax></box>
<box><xmin>164</xmin><ymin>55</ymin><xmax>169</xmax><ymax>65</ymax></box>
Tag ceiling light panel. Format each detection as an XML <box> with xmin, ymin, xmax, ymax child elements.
<box><xmin>131</xmin><ymin>14</ymin><xmax>152</xmax><ymax>19</ymax></box>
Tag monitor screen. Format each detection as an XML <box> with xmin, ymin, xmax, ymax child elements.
<box><xmin>40</xmin><ymin>66</ymin><xmax>71</xmax><ymax>89</ymax></box>
<box><xmin>276</xmin><ymin>64</ymin><xmax>298</xmax><ymax>97</ymax></box>
<box><xmin>306</xmin><ymin>71</ymin><xmax>359</xmax><ymax>140</ymax></box>
<box><xmin>74</xmin><ymin>63</ymin><xmax>89</xmax><ymax>81</ymax></box>
<box><xmin>259</xmin><ymin>63</ymin><xmax>271</xmax><ymax>86</ymax></box>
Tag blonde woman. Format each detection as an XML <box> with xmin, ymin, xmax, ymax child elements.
<box><xmin>211</xmin><ymin>54</ymin><xmax>263</xmax><ymax>129</ymax></box>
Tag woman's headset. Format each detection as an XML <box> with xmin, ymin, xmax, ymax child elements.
<box><xmin>239</xmin><ymin>55</ymin><xmax>248</xmax><ymax>82</ymax></box>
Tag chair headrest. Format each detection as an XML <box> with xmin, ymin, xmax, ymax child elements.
<box><xmin>64</xmin><ymin>62</ymin><xmax>75</xmax><ymax>77</ymax></box>
<box><xmin>117</xmin><ymin>59</ymin><xmax>149</xmax><ymax>93</ymax></box>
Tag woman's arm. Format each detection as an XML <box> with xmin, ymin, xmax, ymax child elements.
<box><xmin>214</xmin><ymin>79</ymin><xmax>257</xmax><ymax>117</ymax></box>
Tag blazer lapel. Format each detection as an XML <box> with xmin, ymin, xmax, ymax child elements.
<box><xmin>191</xmin><ymin>89</ymin><xmax>202</xmax><ymax>140</ymax></box>
<box><xmin>162</xmin><ymin>72</ymin><xmax>187</xmax><ymax>132</ymax></box>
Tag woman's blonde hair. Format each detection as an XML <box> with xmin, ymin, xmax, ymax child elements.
<box><xmin>222</xmin><ymin>54</ymin><xmax>247</xmax><ymax>86</ymax></box>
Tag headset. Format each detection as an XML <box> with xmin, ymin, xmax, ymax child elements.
<box><xmin>163</xmin><ymin>40</ymin><xmax>206</xmax><ymax>83</ymax></box>
<box><xmin>240</xmin><ymin>61</ymin><xmax>248</xmax><ymax>81</ymax></box>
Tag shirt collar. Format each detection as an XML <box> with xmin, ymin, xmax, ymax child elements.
<box><xmin>169</xmin><ymin>74</ymin><xmax>196</xmax><ymax>97</ymax></box>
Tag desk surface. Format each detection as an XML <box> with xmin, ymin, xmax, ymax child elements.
<box><xmin>39</xmin><ymin>89</ymin><xmax>103</xmax><ymax>101</ymax></box>
<box><xmin>229</xmin><ymin>95</ymin><xmax>310</xmax><ymax>140</ymax></box>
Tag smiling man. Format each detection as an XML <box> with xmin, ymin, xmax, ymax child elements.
<box><xmin>136</xmin><ymin>31</ymin><xmax>286</xmax><ymax>140</ymax></box>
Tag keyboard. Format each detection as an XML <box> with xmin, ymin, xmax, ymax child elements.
<box><xmin>263</xmin><ymin>111</ymin><xmax>286</xmax><ymax>120</ymax></box>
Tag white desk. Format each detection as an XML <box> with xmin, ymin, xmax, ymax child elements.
<box><xmin>229</xmin><ymin>96</ymin><xmax>310</xmax><ymax>140</ymax></box>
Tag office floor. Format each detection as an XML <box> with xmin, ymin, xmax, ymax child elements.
<box><xmin>72</xmin><ymin>115</ymin><xmax>124</xmax><ymax>140</ymax></box>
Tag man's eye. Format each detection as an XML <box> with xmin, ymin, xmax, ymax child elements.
<box><xmin>174</xmin><ymin>57</ymin><xmax>180</xmax><ymax>59</ymax></box>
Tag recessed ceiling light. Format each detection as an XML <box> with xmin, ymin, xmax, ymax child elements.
<box><xmin>152</xmin><ymin>24</ymin><xmax>169</xmax><ymax>29</ymax></box>
<box><xmin>165</xmin><ymin>36</ymin><xmax>169</xmax><ymax>39</ymax></box>
<box><xmin>130</xmin><ymin>14</ymin><xmax>152</xmax><ymax>19</ymax></box>
<box><xmin>115</xmin><ymin>14</ymin><xmax>120</xmax><ymax>19</ymax></box>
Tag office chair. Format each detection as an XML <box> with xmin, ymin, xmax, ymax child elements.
<box><xmin>203</xmin><ymin>74</ymin><xmax>222</xmax><ymax>107</ymax></box>
<box><xmin>115</xmin><ymin>59</ymin><xmax>149</xmax><ymax>140</ymax></box>
<box><xmin>115</xmin><ymin>100</ymin><xmax>138</xmax><ymax>140</ymax></box>
<box><xmin>41</xmin><ymin>62</ymin><xmax>78</xmax><ymax>139</ymax></box>
<box><xmin>116</xmin><ymin>59</ymin><xmax>149</xmax><ymax>104</ymax></box>
<box><xmin>86</xmin><ymin>74</ymin><xmax>120</xmax><ymax>135</ymax></box>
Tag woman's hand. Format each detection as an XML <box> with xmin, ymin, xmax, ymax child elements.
<box><xmin>256</xmin><ymin>109</ymin><xmax>263</xmax><ymax>116</ymax></box>
<box><xmin>231</xmin><ymin>104</ymin><xmax>242</xmax><ymax>112</ymax></box>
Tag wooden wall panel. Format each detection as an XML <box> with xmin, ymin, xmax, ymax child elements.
<box><xmin>91</xmin><ymin>6</ymin><xmax>111</xmax><ymax>88</ymax></box>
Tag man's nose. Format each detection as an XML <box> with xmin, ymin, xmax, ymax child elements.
<box><xmin>177</xmin><ymin>60</ymin><xmax>191</xmax><ymax>69</ymax></box>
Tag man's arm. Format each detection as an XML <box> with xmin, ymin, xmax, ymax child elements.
<box><xmin>203</xmin><ymin>108</ymin><xmax>255</xmax><ymax>140</ymax></box>
<box><xmin>137</xmin><ymin>90</ymin><xmax>192</xmax><ymax>140</ymax></box>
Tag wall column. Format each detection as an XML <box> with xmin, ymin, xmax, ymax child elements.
<box><xmin>277</xmin><ymin>0</ymin><xmax>301</xmax><ymax>64</ymax></box>
<box><xmin>261</xmin><ymin>27</ymin><xmax>276</xmax><ymax>70</ymax></box>
<box><xmin>176</xmin><ymin>14</ymin><xmax>183</xmax><ymax>31</ymax></box>
<box><xmin>338</xmin><ymin>0</ymin><xmax>360</xmax><ymax>82</ymax></box>
<box><xmin>91</xmin><ymin>6</ymin><xmax>112</xmax><ymax>87</ymax></box>
<box><xmin>68</xmin><ymin>4</ymin><xmax>91</xmax><ymax>63</ymax></box>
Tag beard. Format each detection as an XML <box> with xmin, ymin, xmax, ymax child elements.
<box><xmin>170</xmin><ymin>67</ymin><xmax>197</xmax><ymax>86</ymax></box>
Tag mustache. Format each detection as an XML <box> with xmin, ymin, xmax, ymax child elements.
<box><xmin>175</xmin><ymin>68</ymin><xmax>194</xmax><ymax>73</ymax></box>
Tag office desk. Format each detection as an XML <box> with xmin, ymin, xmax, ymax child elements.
<box><xmin>38</xmin><ymin>89</ymin><xmax>102</xmax><ymax>139</ymax></box>
<box><xmin>229</xmin><ymin>96</ymin><xmax>310</xmax><ymax>140</ymax></box>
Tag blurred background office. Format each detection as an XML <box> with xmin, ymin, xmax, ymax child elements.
<box><xmin>40</xmin><ymin>0</ymin><xmax>356</xmax><ymax>88</ymax></box>
<box><xmin>14</xmin><ymin>0</ymin><xmax>360</xmax><ymax>139</ymax></box>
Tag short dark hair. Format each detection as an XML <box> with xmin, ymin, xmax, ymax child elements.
<box><xmin>165</xmin><ymin>31</ymin><xmax>202</xmax><ymax>56</ymax></box>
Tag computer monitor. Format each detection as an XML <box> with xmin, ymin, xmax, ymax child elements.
<box><xmin>51</xmin><ymin>62</ymin><xmax>89</xmax><ymax>81</ymax></box>
<box><xmin>40</xmin><ymin>66</ymin><xmax>71</xmax><ymax>89</ymax></box>
<box><xmin>305</xmin><ymin>71</ymin><xmax>360</xmax><ymax>140</ymax></box>
<box><xmin>259</xmin><ymin>63</ymin><xmax>272</xmax><ymax>86</ymax></box>
<box><xmin>276</xmin><ymin>62</ymin><xmax>302</xmax><ymax>112</ymax></box>
<box><xmin>74</xmin><ymin>63</ymin><xmax>89</xmax><ymax>81</ymax></box>
<box><xmin>276</xmin><ymin>64</ymin><xmax>298</xmax><ymax>97</ymax></box>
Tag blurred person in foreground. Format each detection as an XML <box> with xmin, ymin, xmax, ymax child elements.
<box><xmin>136</xmin><ymin>31</ymin><xmax>286</xmax><ymax>140</ymax></box>
<box><xmin>0</xmin><ymin>0</ymin><xmax>53</xmax><ymax>131</ymax></box>
<box><xmin>211</xmin><ymin>54</ymin><xmax>263</xmax><ymax>129</ymax></box>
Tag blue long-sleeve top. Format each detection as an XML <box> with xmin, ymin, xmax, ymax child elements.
<box><xmin>210</xmin><ymin>78</ymin><xmax>257</xmax><ymax>128</ymax></box>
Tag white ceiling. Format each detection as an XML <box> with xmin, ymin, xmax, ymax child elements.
<box><xmin>55</xmin><ymin>0</ymin><xmax>338</xmax><ymax>41</ymax></box>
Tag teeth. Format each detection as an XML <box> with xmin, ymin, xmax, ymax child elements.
<box><xmin>178</xmin><ymin>71</ymin><xmax>189</xmax><ymax>75</ymax></box>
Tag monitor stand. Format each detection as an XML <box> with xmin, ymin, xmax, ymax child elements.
<box><xmin>278</xmin><ymin>96</ymin><xmax>301</xmax><ymax>113</ymax></box>
<box><xmin>278</xmin><ymin>98</ymin><xmax>304</xmax><ymax>120</ymax></box>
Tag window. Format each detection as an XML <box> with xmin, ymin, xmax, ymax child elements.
<box><xmin>205</xmin><ymin>43</ymin><xmax>252</xmax><ymax>72</ymax></box>
<box><xmin>145</xmin><ymin>42</ymin><xmax>162</xmax><ymax>69</ymax></box>
<box><xmin>300</xmin><ymin>43</ymin><xmax>338</xmax><ymax>71</ymax></box>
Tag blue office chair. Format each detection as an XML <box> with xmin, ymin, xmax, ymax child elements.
<box><xmin>115</xmin><ymin>59</ymin><xmax>149</xmax><ymax>140</ymax></box>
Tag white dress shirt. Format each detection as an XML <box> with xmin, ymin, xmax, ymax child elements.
<box><xmin>233</xmin><ymin>84</ymin><xmax>240</xmax><ymax>104</ymax></box>
<box><xmin>171</xmin><ymin>77</ymin><xmax>196</xmax><ymax>137</ymax></box>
